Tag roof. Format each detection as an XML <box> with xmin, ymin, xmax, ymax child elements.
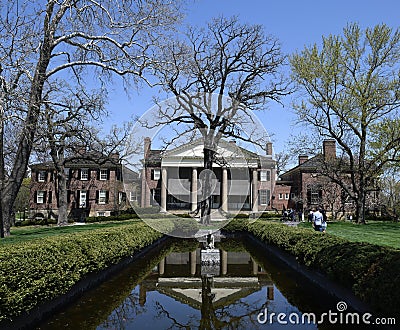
<box><xmin>30</xmin><ymin>152</ymin><xmax>122</xmax><ymax>170</ymax></box>
<box><xmin>279</xmin><ymin>154</ymin><xmax>323</xmax><ymax>180</ymax></box>
<box><xmin>145</xmin><ymin>138</ymin><xmax>274</xmax><ymax>167</ymax></box>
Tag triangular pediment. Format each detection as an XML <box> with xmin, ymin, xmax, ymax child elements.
<box><xmin>162</xmin><ymin>139</ymin><xmax>259</xmax><ymax>160</ymax></box>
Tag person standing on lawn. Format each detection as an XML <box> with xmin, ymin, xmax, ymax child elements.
<box><xmin>312</xmin><ymin>208</ymin><xmax>323</xmax><ymax>232</ymax></box>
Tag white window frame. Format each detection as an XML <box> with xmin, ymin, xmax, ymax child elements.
<box><xmin>285</xmin><ymin>193</ymin><xmax>290</xmax><ymax>200</ymax></box>
<box><xmin>97</xmin><ymin>211</ymin><xmax>105</xmax><ymax>217</ymax></box>
<box><xmin>100</xmin><ymin>169</ymin><xmax>108</xmax><ymax>180</ymax></box>
<box><xmin>118</xmin><ymin>192</ymin><xmax>123</xmax><ymax>204</ymax></box>
<box><xmin>259</xmin><ymin>189</ymin><xmax>269</xmax><ymax>205</ymax></box>
<box><xmin>81</xmin><ymin>168</ymin><xmax>89</xmax><ymax>180</ymax></box>
<box><xmin>260</xmin><ymin>170</ymin><xmax>270</xmax><ymax>182</ymax></box>
<box><xmin>37</xmin><ymin>191</ymin><xmax>45</xmax><ymax>204</ymax></box>
<box><xmin>278</xmin><ymin>193</ymin><xmax>283</xmax><ymax>200</ymax></box>
<box><xmin>38</xmin><ymin>171</ymin><xmax>46</xmax><ymax>182</ymax></box>
<box><xmin>153</xmin><ymin>169</ymin><xmax>160</xmax><ymax>180</ymax></box>
<box><xmin>79</xmin><ymin>190</ymin><xmax>87</xmax><ymax>208</ymax></box>
<box><xmin>99</xmin><ymin>190</ymin><xmax>107</xmax><ymax>204</ymax></box>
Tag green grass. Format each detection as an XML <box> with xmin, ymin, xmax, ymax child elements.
<box><xmin>298</xmin><ymin>221</ymin><xmax>400</xmax><ymax>249</ymax></box>
<box><xmin>0</xmin><ymin>220</ymin><xmax>142</xmax><ymax>245</ymax></box>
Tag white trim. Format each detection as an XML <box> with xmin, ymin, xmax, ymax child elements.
<box><xmin>100</xmin><ymin>169</ymin><xmax>108</xmax><ymax>180</ymax></box>
<box><xmin>38</xmin><ymin>171</ymin><xmax>46</xmax><ymax>182</ymax></box>
<box><xmin>81</xmin><ymin>168</ymin><xmax>89</xmax><ymax>180</ymax></box>
<box><xmin>37</xmin><ymin>191</ymin><xmax>45</xmax><ymax>204</ymax></box>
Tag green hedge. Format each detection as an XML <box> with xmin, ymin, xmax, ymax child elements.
<box><xmin>223</xmin><ymin>219</ymin><xmax>400</xmax><ymax>316</ymax></box>
<box><xmin>85</xmin><ymin>213</ymin><xmax>139</xmax><ymax>223</ymax></box>
<box><xmin>0</xmin><ymin>222</ymin><xmax>163</xmax><ymax>322</ymax></box>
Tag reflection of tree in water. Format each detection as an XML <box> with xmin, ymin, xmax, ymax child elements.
<box><xmin>154</xmin><ymin>301</ymin><xmax>197</xmax><ymax>330</ymax></box>
<box><xmin>100</xmin><ymin>287</ymin><xmax>147</xmax><ymax>329</ymax></box>
<box><xmin>153</xmin><ymin>275</ymin><xmax>267</xmax><ymax>330</ymax></box>
<box><xmin>99</xmin><ymin>238</ymin><xmax>269</xmax><ymax>329</ymax></box>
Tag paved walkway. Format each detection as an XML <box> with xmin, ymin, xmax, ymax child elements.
<box><xmin>282</xmin><ymin>221</ymin><xmax>301</xmax><ymax>227</ymax></box>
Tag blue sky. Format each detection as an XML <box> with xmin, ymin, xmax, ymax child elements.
<box><xmin>106</xmin><ymin>0</ymin><xmax>400</xmax><ymax>155</ymax></box>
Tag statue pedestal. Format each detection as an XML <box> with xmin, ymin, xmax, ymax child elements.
<box><xmin>201</xmin><ymin>249</ymin><xmax>220</xmax><ymax>276</ymax></box>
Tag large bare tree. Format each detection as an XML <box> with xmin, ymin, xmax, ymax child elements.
<box><xmin>0</xmin><ymin>0</ymin><xmax>183</xmax><ymax>236</ymax></box>
<box><xmin>33</xmin><ymin>83</ymin><xmax>106</xmax><ymax>225</ymax></box>
<box><xmin>290</xmin><ymin>23</ymin><xmax>400</xmax><ymax>223</ymax></box>
<box><xmin>143</xmin><ymin>16</ymin><xmax>290</xmax><ymax>224</ymax></box>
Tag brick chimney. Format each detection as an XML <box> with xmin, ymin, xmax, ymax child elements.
<box><xmin>266</xmin><ymin>142</ymin><xmax>273</xmax><ymax>156</ymax></box>
<box><xmin>144</xmin><ymin>137</ymin><xmax>151</xmax><ymax>159</ymax></box>
<box><xmin>323</xmin><ymin>139</ymin><xmax>336</xmax><ymax>160</ymax></box>
<box><xmin>298</xmin><ymin>155</ymin><xmax>308</xmax><ymax>165</ymax></box>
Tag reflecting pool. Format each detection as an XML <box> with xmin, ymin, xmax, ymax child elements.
<box><xmin>35</xmin><ymin>236</ymin><xmax>365</xmax><ymax>329</ymax></box>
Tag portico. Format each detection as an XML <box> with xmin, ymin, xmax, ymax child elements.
<box><xmin>141</xmin><ymin>139</ymin><xmax>276</xmax><ymax>213</ymax></box>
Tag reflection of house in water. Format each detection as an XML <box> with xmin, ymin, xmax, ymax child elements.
<box><xmin>138</xmin><ymin>248</ymin><xmax>274</xmax><ymax>309</ymax></box>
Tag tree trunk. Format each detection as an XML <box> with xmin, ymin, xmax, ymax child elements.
<box><xmin>199</xmin><ymin>276</ymin><xmax>214</xmax><ymax>330</ymax></box>
<box><xmin>1</xmin><ymin>186</ymin><xmax>15</xmax><ymax>236</ymax></box>
<box><xmin>200</xmin><ymin>147</ymin><xmax>215</xmax><ymax>225</ymax></box>
<box><xmin>57</xmin><ymin>171</ymin><xmax>68</xmax><ymax>225</ymax></box>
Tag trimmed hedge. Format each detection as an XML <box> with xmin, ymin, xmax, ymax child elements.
<box><xmin>0</xmin><ymin>222</ymin><xmax>163</xmax><ymax>322</ymax></box>
<box><xmin>223</xmin><ymin>219</ymin><xmax>400</xmax><ymax>316</ymax></box>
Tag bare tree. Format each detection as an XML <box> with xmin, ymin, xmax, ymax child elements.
<box><xmin>33</xmin><ymin>83</ymin><xmax>107</xmax><ymax>225</ymax></box>
<box><xmin>143</xmin><ymin>16</ymin><xmax>290</xmax><ymax>224</ymax></box>
<box><xmin>0</xmin><ymin>0</ymin><xmax>184</xmax><ymax>236</ymax></box>
<box><xmin>290</xmin><ymin>23</ymin><xmax>400</xmax><ymax>223</ymax></box>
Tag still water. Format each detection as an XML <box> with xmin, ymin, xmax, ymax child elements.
<box><xmin>36</xmin><ymin>236</ymin><xmax>359</xmax><ymax>330</ymax></box>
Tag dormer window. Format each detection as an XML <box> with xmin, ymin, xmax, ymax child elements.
<box><xmin>38</xmin><ymin>171</ymin><xmax>46</xmax><ymax>182</ymax></box>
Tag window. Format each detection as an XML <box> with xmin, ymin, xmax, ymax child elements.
<box><xmin>151</xmin><ymin>188</ymin><xmax>161</xmax><ymax>205</ymax></box>
<box><xmin>307</xmin><ymin>185</ymin><xmax>322</xmax><ymax>204</ymax></box>
<box><xmin>291</xmin><ymin>193</ymin><xmax>295</xmax><ymax>199</ymax></box>
<box><xmin>99</xmin><ymin>190</ymin><xmax>107</xmax><ymax>204</ymax></box>
<box><xmin>38</xmin><ymin>171</ymin><xmax>46</xmax><ymax>182</ymax></box>
<box><xmin>152</xmin><ymin>169</ymin><xmax>161</xmax><ymax>180</ymax></box>
<box><xmin>260</xmin><ymin>170</ymin><xmax>270</xmax><ymax>182</ymax></box>
<box><xmin>130</xmin><ymin>190</ymin><xmax>137</xmax><ymax>202</ymax></box>
<box><xmin>79</xmin><ymin>190</ymin><xmax>87</xmax><ymax>208</ymax></box>
<box><xmin>259</xmin><ymin>189</ymin><xmax>270</xmax><ymax>205</ymax></box>
<box><xmin>97</xmin><ymin>212</ymin><xmax>105</xmax><ymax>217</ymax></box>
<box><xmin>278</xmin><ymin>193</ymin><xmax>283</xmax><ymax>200</ymax></box>
<box><xmin>285</xmin><ymin>193</ymin><xmax>289</xmax><ymax>200</ymax></box>
<box><xmin>119</xmin><ymin>192</ymin><xmax>126</xmax><ymax>204</ymax></box>
<box><xmin>37</xmin><ymin>191</ymin><xmax>45</xmax><ymax>204</ymax></box>
<box><xmin>81</xmin><ymin>168</ymin><xmax>89</xmax><ymax>180</ymax></box>
<box><xmin>100</xmin><ymin>169</ymin><xmax>108</xmax><ymax>180</ymax></box>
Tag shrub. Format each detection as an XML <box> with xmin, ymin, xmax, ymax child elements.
<box><xmin>171</xmin><ymin>217</ymin><xmax>200</xmax><ymax>236</ymax></box>
<box><xmin>85</xmin><ymin>213</ymin><xmax>139</xmax><ymax>223</ymax></box>
<box><xmin>0</xmin><ymin>222</ymin><xmax>163</xmax><ymax>323</ymax></box>
<box><xmin>223</xmin><ymin>220</ymin><xmax>400</xmax><ymax>316</ymax></box>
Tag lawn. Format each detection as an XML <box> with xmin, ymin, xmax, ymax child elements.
<box><xmin>0</xmin><ymin>220</ymin><xmax>141</xmax><ymax>245</ymax></box>
<box><xmin>2</xmin><ymin>218</ymin><xmax>399</xmax><ymax>250</ymax></box>
<box><xmin>298</xmin><ymin>220</ymin><xmax>400</xmax><ymax>249</ymax></box>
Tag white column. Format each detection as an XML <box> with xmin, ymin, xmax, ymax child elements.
<box><xmin>191</xmin><ymin>167</ymin><xmax>198</xmax><ymax>212</ymax></box>
<box><xmin>252</xmin><ymin>169</ymin><xmax>258</xmax><ymax>213</ymax></box>
<box><xmin>190</xmin><ymin>250</ymin><xmax>196</xmax><ymax>275</ymax></box>
<box><xmin>161</xmin><ymin>167</ymin><xmax>167</xmax><ymax>213</ymax></box>
<box><xmin>221</xmin><ymin>250</ymin><xmax>228</xmax><ymax>275</ymax></box>
<box><xmin>159</xmin><ymin>257</ymin><xmax>165</xmax><ymax>275</ymax></box>
<box><xmin>221</xmin><ymin>168</ymin><xmax>228</xmax><ymax>212</ymax></box>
